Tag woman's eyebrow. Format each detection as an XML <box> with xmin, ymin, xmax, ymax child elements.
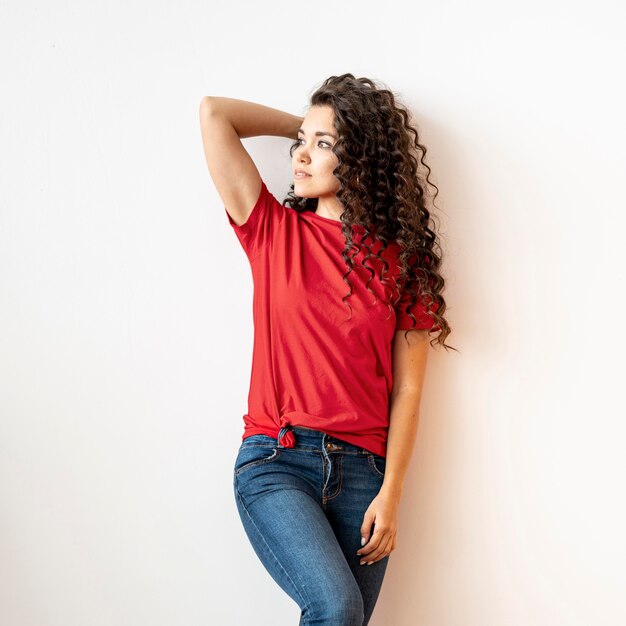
<box><xmin>297</xmin><ymin>128</ymin><xmax>337</xmax><ymax>139</ymax></box>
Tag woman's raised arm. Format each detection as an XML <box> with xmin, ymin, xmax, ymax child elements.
<box><xmin>199</xmin><ymin>96</ymin><xmax>302</xmax><ymax>226</ymax></box>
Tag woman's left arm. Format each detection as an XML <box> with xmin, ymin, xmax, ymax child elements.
<box><xmin>381</xmin><ymin>328</ymin><xmax>431</xmax><ymax>501</ymax></box>
<box><xmin>356</xmin><ymin>328</ymin><xmax>430</xmax><ymax>565</ymax></box>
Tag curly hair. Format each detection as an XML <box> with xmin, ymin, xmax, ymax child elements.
<box><xmin>283</xmin><ymin>73</ymin><xmax>455</xmax><ymax>352</ymax></box>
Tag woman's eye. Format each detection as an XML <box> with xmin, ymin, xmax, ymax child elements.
<box><xmin>293</xmin><ymin>138</ymin><xmax>332</xmax><ymax>149</ymax></box>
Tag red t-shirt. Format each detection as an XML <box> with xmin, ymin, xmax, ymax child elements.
<box><xmin>225</xmin><ymin>180</ymin><xmax>437</xmax><ymax>457</ymax></box>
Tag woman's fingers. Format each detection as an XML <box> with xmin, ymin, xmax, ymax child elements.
<box><xmin>360</xmin><ymin>531</ymin><xmax>393</xmax><ymax>565</ymax></box>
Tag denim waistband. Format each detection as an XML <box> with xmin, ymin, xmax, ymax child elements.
<box><xmin>276</xmin><ymin>425</ymin><xmax>369</xmax><ymax>455</ymax></box>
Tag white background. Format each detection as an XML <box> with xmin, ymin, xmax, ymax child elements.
<box><xmin>1</xmin><ymin>1</ymin><xmax>625</xmax><ymax>624</ymax></box>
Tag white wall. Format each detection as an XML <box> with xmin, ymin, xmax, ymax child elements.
<box><xmin>1</xmin><ymin>1</ymin><xmax>624</xmax><ymax>625</ymax></box>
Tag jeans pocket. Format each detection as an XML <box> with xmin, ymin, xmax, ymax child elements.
<box><xmin>234</xmin><ymin>439</ymin><xmax>281</xmax><ymax>476</ymax></box>
<box><xmin>366</xmin><ymin>453</ymin><xmax>386</xmax><ymax>479</ymax></box>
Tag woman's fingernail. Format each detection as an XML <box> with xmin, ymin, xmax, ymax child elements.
<box><xmin>361</xmin><ymin>537</ymin><xmax>366</xmax><ymax>546</ymax></box>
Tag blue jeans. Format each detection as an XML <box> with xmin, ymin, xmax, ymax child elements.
<box><xmin>233</xmin><ymin>425</ymin><xmax>389</xmax><ymax>625</ymax></box>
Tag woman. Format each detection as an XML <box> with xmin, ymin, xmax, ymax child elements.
<box><xmin>199</xmin><ymin>73</ymin><xmax>454</xmax><ymax>625</ymax></box>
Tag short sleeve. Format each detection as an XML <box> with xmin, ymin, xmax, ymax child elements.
<box><xmin>394</xmin><ymin>283</ymin><xmax>440</xmax><ymax>331</ymax></box>
<box><xmin>225</xmin><ymin>180</ymin><xmax>286</xmax><ymax>261</ymax></box>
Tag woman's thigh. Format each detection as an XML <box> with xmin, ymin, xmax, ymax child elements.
<box><xmin>322</xmin><ymin>450</ymin><xmax>390</xmax><ymax>626</ymax></box>
<box><xmin>233</xmin><ymin>436</ymin><xmax>365</xmax><ymax>625</ymax></box>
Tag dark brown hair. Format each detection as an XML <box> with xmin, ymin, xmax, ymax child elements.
<box><xmin>284</xmin><ymin>73</ymin><xmax>456</xmax><ymax>352</ymax></box>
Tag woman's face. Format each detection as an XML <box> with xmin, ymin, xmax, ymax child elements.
<box><xmin>292</xmin><ymin>105</ymin><xmax>340</xmax><ymax>200</ymax></box>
